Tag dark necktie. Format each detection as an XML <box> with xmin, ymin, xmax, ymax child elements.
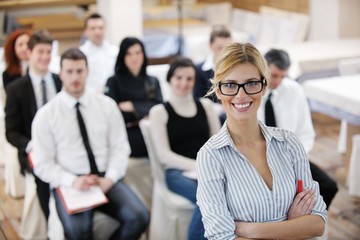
<box><xmin>265</xmin><ymin>93</ymin><xmax>277</xmax><ymax>127</ymax></box>
<box><xmin>41</xmin><ymin>79</ymin><xmax>48</xmax><ymax>105</ymax></box>
<box><xmin>75</xmin><ymin>102</ymin><xmax>100</xmax><ymax>175</ymax></box>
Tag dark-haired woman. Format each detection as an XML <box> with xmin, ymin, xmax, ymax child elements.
<box><xmin>149</xmin><ymin>57</ymin><xmax>220</xmax><ymax>239</ymax></box>
<box><xmin>106</xmin><ymin>37</ymin><xmax>163</xmax><ymax>157</ymax></box>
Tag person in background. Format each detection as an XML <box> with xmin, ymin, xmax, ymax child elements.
<box><xmin>2</xmin><ymin>29</ymin><xmax>31</xmax><ymax>89</ymax></box>
<box><xmin>106</xmin><ymin>37</ymin><xmax>163</xmax><ymax>158</ymax></box>
<box><xmin>194</xmin><ymin>25</ymin><xmax>232</xmax><ymax>101</ymax></box>
<box><xmin>5</xmin><ymin>30</ymin><xmax>62</xmax><ymax>232</ymax></box>
<box><xmin>149</xmin><ymin>57</ymin><xmax>220</xmax><ymax>239</ymax></box>
<box><xmin>32</xmin><ymin>48</ymin><xmax>150</xmax><ymax>240</ymax></box>
<box><xmin>196</xmin><ymin>42</ymin><xmax>327</xmax><ymax>239</ymax></box>
<box><xmin>80</xmin><ymin>13</ymin><xmax>118</xmax><ymax>94</ymax></box>
<box><xmin>258</xmin><ymin>48</ymin><xmax>338</xmax><ymax>209</ymax></box>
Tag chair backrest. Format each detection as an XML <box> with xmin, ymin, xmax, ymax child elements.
<box><xmin>139</xmin><ymin>119</ymin><xmax>166</xmax><ymax>187</ymax></box>
<box><xmin>147</xmin><ymin>64</ymin><xmax>170</xmax><ymax>101</ymax></box>
<box><xmin>257</xmin><ymin>6</ymin><xmax>309</xmax><ymax>45</ymax></box>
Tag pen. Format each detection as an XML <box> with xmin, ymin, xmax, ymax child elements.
<box><xmin>297</xmin><ymin>180</ymin><xmax>303</xmax><ymax>193</ymax></box>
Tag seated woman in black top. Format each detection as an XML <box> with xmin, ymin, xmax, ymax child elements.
<box><xmin>105</xmin><ymin>37</ymin><xmax>163</xmax><ymax>157</ymax></box>
<box><xmin>149</xmin><ymin>57</ymin><xmax>220</xmax><ymax>239</ymax></box>
<box><xmin>2</xmin><ymin>29</ymin><xmax>31</xmax><ymax>89</ymax></box>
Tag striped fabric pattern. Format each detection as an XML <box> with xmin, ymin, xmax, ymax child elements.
<box><xmin>196</xmin><ymin>121</ymin><xmax>327</xmax><ymax>239</ymax></box>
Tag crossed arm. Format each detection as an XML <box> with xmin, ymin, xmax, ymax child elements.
<box><xmin>234</xmin><ymin>189</ymin><xmax>324</xmax><ymax>240</ymax></box>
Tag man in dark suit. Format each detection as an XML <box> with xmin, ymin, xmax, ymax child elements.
<box><xmin>193</xmin><ymin>25</ymin><xmax>232</xmax><ymax>101</ymax></box>
<box><xmin>5</xmin><ymin>30</ymin><xmax>62</xmax><ymax>224</ymax></box>
<box><xmin>193</xmin><ymin>25</ymin><xmax>232</xmax><ymax>125</ymax></box>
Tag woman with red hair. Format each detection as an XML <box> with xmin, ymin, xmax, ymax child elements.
<box><xmin>2</xmin><ymin>29</ymin><xmax>31</xmax><ymax>89</ymax></box>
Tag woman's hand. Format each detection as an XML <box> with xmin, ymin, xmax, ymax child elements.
<box><xmin>287</xmin><ymin>189</ymin><xmax>316</xmax><ymax>220</ymax></box>
<box><xmin>119</xmin><ymin>101</ymin><xmax>134</xmax><ymax>112</ymax></box>
<box><xmin>235</xmin><ymin>222</ymin><xmax>266</xmax><ymax>239</ymax></box>
<box><xmin>235</xmin><ymin>221</ymin><xmax>253</xmax><ymax>238</ymax></box>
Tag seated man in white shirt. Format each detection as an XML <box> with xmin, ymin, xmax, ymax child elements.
<box><xmin>32</xmin><ymin>48</ymin><xmax>149</xmax><ymax>240</ymax></box>
<box><xmin>258</xmin><ymin>48</ymin><xmax>338</xmax><ymax>209</ymax></box>
<box><xmin>80</xmin><ymin>13</ymin><xmax>118</xmax><ymax>94</ymax></box>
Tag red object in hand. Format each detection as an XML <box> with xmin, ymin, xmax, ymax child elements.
<box><xmin>297</xmin><ymin>180</ymin><xmax>303</xmax><ymax>193</ymax></box>
<box><xmin>27</xmin><ymin>151</ymin><xmax>34</xmax><ymax>169</ymax></box>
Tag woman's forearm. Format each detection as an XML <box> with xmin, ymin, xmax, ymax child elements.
<box><xmin>235</xmin><ymin>215</ymin><xmax>325</xmax><ymax>239</ymax></box>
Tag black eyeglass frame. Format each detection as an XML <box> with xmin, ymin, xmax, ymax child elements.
<box><xmin>218</xmin><ymin>79</ymin><xmax>266</xmax><ymax>96</ymax></box>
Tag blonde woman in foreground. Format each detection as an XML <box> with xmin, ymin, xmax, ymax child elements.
<box><xmin>196</xmin><ymin>42</ymin><xmax>327</xmax><ymax>240</ymax></box>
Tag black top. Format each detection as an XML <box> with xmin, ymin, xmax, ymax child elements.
<box><xmin>164</xmin><ymin>100</ymin><xmax>210</xmax><ymax>159</ymax></box>
<box><xmin>105</xmin><ymin>73</ymin><xmax>163</xmax><ymax>124</ymax></box>
<box><xmin>105</xmin><ymin>73</ymin><xmax>163</xmax><ymax>157</ymax></box>
<box><xmin>2</xmin><ymin>70</ymin><xmax>22</xmax><ymax>90</ymax></box>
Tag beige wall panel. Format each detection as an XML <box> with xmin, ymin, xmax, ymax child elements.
<box><xmin>198</xmin><ymin>0</ymin><xmax>308</xmax><ymax>13</ymax></box>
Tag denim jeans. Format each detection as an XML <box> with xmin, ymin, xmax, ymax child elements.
<box><xmin>166</xmin><ymin>169</ymin><xmax>207</xmax><ymax>240</ymax></box>
<box><xmin>54</xmin><ymin>180</ymin><xmax>150</xmax><ymax>240</ymax></box>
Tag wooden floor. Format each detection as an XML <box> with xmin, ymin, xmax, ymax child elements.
<box><xmin>0</xmin><ymin>113</ymin><xmax>359</xmax><ymax>239</ymax></box>
<box><xmin>309</xmin><ymin>113</ymin><xmax>360</xmax><ymax>239</ymax></box>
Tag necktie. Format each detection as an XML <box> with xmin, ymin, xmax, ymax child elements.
<box><xmin>41</xmin><ymin>79</ymin><xmax>48</xmax><ymax>105</ymax></box>
<box><xmin>75</xmin><ymin>102</ymin><xmax>100</xmax><ymax>175</ymax></box>
<box><xmin>265</xmin><ymin>93</ymin><xmax>277</xmax><ymax>127</ymax></box>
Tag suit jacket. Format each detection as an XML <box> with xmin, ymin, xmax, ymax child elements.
<box><xmin>2</xmin><ymin>70</ymin><xmax>22</xmax><ymax>90</ymax></box>
<box><xmin>194</xmin><ymin>62</ymin><xmax>217</xmax><ymax>102</ymax></box>
<box><xmin>5</xmin><ymin>73</ymin><xmax>62</xmax><ymax>173</ymax></box>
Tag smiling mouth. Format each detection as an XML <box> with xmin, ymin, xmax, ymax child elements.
<box><xmin>232</xmin><ymin>102</ymin><xmax>251</xmax><ymax>109</ymax></box>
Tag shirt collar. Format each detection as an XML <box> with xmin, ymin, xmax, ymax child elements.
<box><xmin>212</xmin><ymin>121</ymin><xmax>286</xmax><ymax>150</ymax></box>
<box><xmin>83</xmin><ymin>39</ymin><xmax>109</xmax><ymax>49</ymax></box>
<box><xmin>201</xmin><ymin>52</ymin><xmax>215</xmax><ymax>71</ymax></box>
<box><xmin>259</xmin><ymin>121</ymin><xmax>286</xmax><ymax>143</ymax></box>
<box><xmin>60</xmin><ymin>90</ymin><xmax>90</xmax><ymax>109</ymax></box>
<box><xmin>265</xmin><ymin>77</ymin><xmax>291</xmax><ymax>98</ymax></box>
<box><xmin>29</xmin><ymin>69</ymin><xmax>52</xmax><ymax>85</ymax></box>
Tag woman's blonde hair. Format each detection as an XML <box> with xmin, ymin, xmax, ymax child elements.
<box><xmin>206</xmin><ymin>42</ymin><xmax>268</xmax><ymax>98</ymax></box>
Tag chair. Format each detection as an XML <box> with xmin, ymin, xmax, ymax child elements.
<box><xmin>3</xmin><ymin>144</ymin><xmax>25</xmax><ymax>198</ymax></box>
<box><xmin>124</xmin><ymin>157</ymin><xmax>153</xmax><ymax>210</ymax></box>
<box><xmin>147</xmin><ymin>64</ymin><xmax>170</xmax><ymax>101</ymax></box>
<box><xmin>139</xmin><ymin>119</ymin><xmax>194</xmax><ymax>240</ymax></box>
<box><xmin>20</xmin><ymin>173</ymin><xmax>47</xmax><ymax>240</ymax></box>
<box><xmin>348</xmin><ymin>134</ymin><xmax>360</xmax><ymax>197</ymax></box>
<box><xmin>337</xmin><ymin>58</ymin><xmax>360</xmax><ymax>153</ymax></box>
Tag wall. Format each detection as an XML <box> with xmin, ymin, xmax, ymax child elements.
<box><xmin>197</xmin><ymin>0</ymin><xmax>309</xmax><ymax>13</ymax></box>
<box><xmin>309</xmin><ymin>0</ymin><xmax>360</xmax><ymax>40</ymax></box>
<box><xmin>339</xmin><ymin>0</ymin><xmax>360</xmax><ymax>38</ymax></box>
<box><xmin>309</xmin><ymin>0</ymin><xmax>339</xmax><ymax>40</ymax></box>
<box><xmin>97</xmin><ymin>0</ymin><xmax>143</xmax><ymax>46</ymax></box>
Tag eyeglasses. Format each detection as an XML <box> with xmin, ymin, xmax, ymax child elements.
<box><xmin>218</xmin><ymin>79</ymin><xmax>266</xmax><ymax>96</ymax></box>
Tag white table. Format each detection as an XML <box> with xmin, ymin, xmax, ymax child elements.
<box><xmin>303</xmin><ymin>74</ymin><xmax>360</xmax><ymax>195</ymax></box>
<box><xmin>258</xmin><ymin>38</ymin><xmax>360</xmax><ymax>79</ymax></box>
<box><xmin>303</xmin><ymin>74</ymin><xmax>360</xmax><ymax>126</ymax></box>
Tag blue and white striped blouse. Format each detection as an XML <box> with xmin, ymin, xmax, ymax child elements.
<box><xmin>196</xmin><ymin>121</ymin><xmax>327</xmax><ymax>240</ymax></box>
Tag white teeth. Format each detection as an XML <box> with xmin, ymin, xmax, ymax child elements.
<box><xmin>234</xmin><ymin>103</ymin><xmax>250</xmax><ymax>109</ymax></box>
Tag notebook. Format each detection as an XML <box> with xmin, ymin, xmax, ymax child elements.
<box><xmin>56</xmin><ymin>185</ymin><xmax>109</xmax><ymax>214</ymax></box>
